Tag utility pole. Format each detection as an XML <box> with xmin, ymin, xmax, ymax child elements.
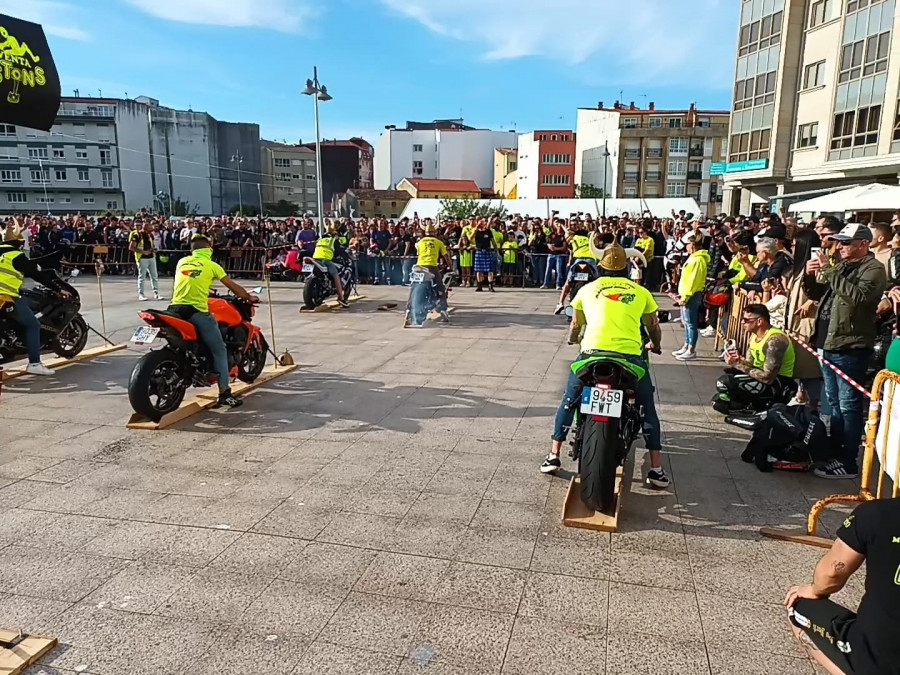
<box><xmin>231</xmin><ymin>151</ymin><xmax>243</xmax><ymax>215</ymax></box>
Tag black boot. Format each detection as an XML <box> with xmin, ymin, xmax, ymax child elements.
<box><xmin>476</xmin><ymin>281</ymin><xmax>483</xmax><ymax>292</ymax></box>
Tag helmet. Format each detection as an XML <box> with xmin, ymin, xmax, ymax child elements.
<box><xmin>424</xmin><ymin>224</ymin><xmax>436</xmax><ymax>236</ymax></box>
<box><xmin>704</xmin><ymin>280</ymin><xmax>731</xmax><ymax>307</ymax></box>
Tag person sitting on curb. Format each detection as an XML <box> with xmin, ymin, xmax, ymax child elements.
<box><xmin>785</xmin><ymin>497</ymin><xmax>900</xmax><ymax>675</ymax></box>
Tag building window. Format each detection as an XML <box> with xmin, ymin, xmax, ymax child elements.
<box><xmin>539</xmin><ymin>134</ymin><xmax>547</xmax><ymax>141</ymax></box>
<box><xmin>274</xmin><ymin>158</ymin><xmax>290</xmax><ymax>167</ymax></box>
<box><xmin>623</xmin><ymin>118</ymin><xmax>638</xmax><ymax>128</ymax></box>
<box><xmin>1</xmin><ymin>169</ymin><xmax>21</xmax><ymax>183</ymax></box>
<box><xmin>839</xmin><ymin>32</ymin><xmax>890</xmax><ymax>83</ymax></box>
<box><xmin>36</xmin><ymin>195</ymin><xmax>53</xmax><ymax>204</ymax></box>
<box><xmin>27</xmin><ymin>147</ymin><xmax>48</xmax><ymax>160</ymax></box>
<box><xmin>0</xmin><ymin>124</ymin><xmax>14</xmax><ymax>136</ymax></box>
<box><xmin>413</xmin><ymin>161</ymin><xmax>423</xmax><ymax>175</ymax></box>
<box><xmin>831</xmin><ymin>105</ymin><xmax>881</xmax><ymax>149</ymax></box>
<box><xmin>77</xmin><ymin>169</ymin><xmax>89</xmax><ymax>182</ymax></box>
<box><xmin>648</xmin><ymin>118</ymin><xmax>662</xmax><ymax>128</ymax></box>
<box><xmin>667</xmin><ymin>159</ymin><xmax>687</xmax><ymax>176</ymax></box>
<box><xmin>75</xmin><ymin>150</ymin><xmax>88</xmax><ymax>160</ymax></box>
<box><xmin>809</xmin><ymin>0</ymin><xmax>837</xmax><ymax>27</ymax></box>
<box><xmin>83</xmin><ymin>196</ymin><xmax>95</xmax><ymax>205</ymax></box>
<box><xmin>72</xmin><ymin>122</ymin><xmax>86</xmax><ymax>138</ymax></box>
<box><xmin>59</xmin><ymin>196</ymin><xmax>71</xmax><ymax>204</ymax></box>
<box><xmin>803</xmin><ymin>60</ymin><xmax>826</xmax><ymax>89</ymax></box>
<box><xmin>893</xmin><ymin>101</ymin><xmax>900</xmax><ymax>140</ymax></box>
<box><xmin>847</xmin><ymin>0</ymin><xmax>888</xmax><ymax>13</ymax></box>
<box><xmin>665</xmin><ymin>182</ymin><xmax>687</xmax><ymax>197</ymax></box>
<box><xmin>52</xmin><ymin>147</ymin><xmax>64</xmax><ymax>159</ymax></box>
<box><xmin>738</xmin><ymin>9</ymin><xmax>783</xmax><ymax>57</ymax></box>
<box><xmin>541</xmin><ymin>175</ymin><xmax>571</xmax><ymax>185</ymax></box>
<box><xmin>797</xmin><ymin>122</ymin><xmax>819</xmax><ymax>148</ymax></box>
<box><xmin>276</xmin><ymin>172</ymin><xmax>291</xmax><ymax>182</ymax></box>
<box><xmin>305</xmin><ymin>174</ymin><xmax>315</xmax><ymax>180</ymax></box>
<box><xmin>6</xmin><ymin>192</ymin><xmax>26</xmax><ymax>203</ymax></box>
<box><xmin>99</xmin><ymin>149</ymin><xmax>112</xmax><ymax>166</ymax></box>
<box><xmin>733</xmin><ymin>70</ymin><xmax>776</xmax><ymax>111</ymax></box>
<box><xmin>306</xmin><ymin>187</ymin><xmax>315</xmax><ymax>194</ymax></box>
<box><xmin>728</xmin><ymin>128</ymin><xmax>771</xmax><ymax>162</ymax></box>
<box><xmin>55</xmin><ymin>168</ymin><xmax>67</xmax><ymax>181</ymax></box>
<box><xmin>623</xmin><ymin>187</ymin><xmax>638</xmax><ymax>197</ymax></box>
<box><xmin>97</xmin><ymin>124</ymin><xmax>111</xmax><ymax>143</ymax></box>
<box><xmin>101</xmin><ymin>170</ymin><xmax>114</xmax><ymax>188</ymax></box>
<box><xmin>551</xmin><ymin>134</ymin><xmax>558</xmax><ymax>140</ymax></box>
<box><xmin>30</xmin><ymin>168</ymin><xmax>49</xmax><ymax>183</ymax></box>
<box><xmin>107</xmin><ymin>200</ymin><xmax>118</xmax><ymax>210</ymax></box>
<box><xmin>413</xmin><ymin>144</ymin><xmax>423</xmax><ymax>152</ymax></box>
<box><xmin>668</xmin><ymin>138</ymin><xmax>688</xmax><ymax>154</ymax></box>
<box><xmin>509</xmin><ymin>161</ymin><xmax>517</xmax><ymax>171</ymax></box>
<box><xmin>668</xmin><ymin>118</ymin><xmax>683</xmax><ymax>128</ymax></box>
<box><xmin>542</xmin><ymin>153</ymin><xmax>572</xmax><ymax>164</ymax></box>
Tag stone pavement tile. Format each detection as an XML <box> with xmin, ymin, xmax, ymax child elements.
<box><xmin>310</xmin><ymin>458</ymin><xmax>382</xmax><ymax>488</ymax></box>
<box><xmin>0</xmin><ymin>592</ymin><xmax>73</xmax><ymax>634</ymax></box>
<box><xmin>291</xmin><ymin>640</ymin><xmax>402</xmax><ymax>675</ymax></box>
<box><xmin>280</xmin><ymin>542</ymin><xmax>378</xmax><ymax>595</ymax></box>
<box><xmin>386</xmin><ymin>515</ymin><xmax>468</xmax><ymax>559</ymax></box>
<box><xmin>226</xmin><ymin>474</ymin><xmax>304</xmax><ymax>501</ymax></box>
<box><xmin>319</xmin><ymin>591</ymin><xmax>430</xmax><ymax>657</ymax></box>
<box><xmin>83</xmin><ymin>560</ymin><xmax>198</xmax><ymax>614</ymax></box>
<box><xmin>607</xmin><ymin>582</ymin><xmax>702</xmax><ymax>640</ymax></box>
<box><xmin>605</xmin><ymin>631</ymin><xmax>710</xmax><ymax>674</ymax></box>
<box><xmin>342</xmin><ymin>485</ymin><xmax>422</xmax><ymax>519</ymax></box>
<box><xmin>354</xmin><ymin>552</ymin><xmax>452</xmax><ymax>602</ymax></box>
<box><xmin>610</xmin><ymin>517</ymin><xmax>688</xmax><ymax>555</ymax></box>
<box><xmin>81</xmin><ymin>520</ymin><xmax>240</xmax><ymax>567</ymax></box>
<box><xmin>431</xmin><ymin>561</ymin><xmax>525</xmax><ymax>615</ymax></box>
<box><xmin>8</xmin><ymin>550</ymin><xmax>129</xmax><ymax>603</ymax></box>
<box><xmin>316</xmin><ymin>511</ymin><xmax>402</xmax><ymax>550</ymax></box>
<box><xmin>27</xmin><ymin>460</ymin><xmax>107</xmax><ymax>485</ymax></box>
<box><xmin>453</xmin><ymin>527</ymin><xmax>536</xmax><ymax>570</ymax></box>
<box><xmin>706</xmin><ymin>646</ymin><xmax>816</xmax><ymax>675</ymax></box>
<box><xmin>240</xmin><ymin>578</ymin><xmax>346</xmax><ymax>638</ymax></box>
<box><xmin>530</xmin><ymin>534</ymin><xmax>610</xmax><ymax>580</ymax></box>
<box><xmin>141</xmin><ymin>493</ymin><xmax>281</xmax><ymax>531</ymax></box>
<box><xmin>0</xmin><ymin>508</ymin><xmax>64</xmax><ymax>542</ymax></box>
<box><xmin>206</xmin><ymin>532</ymin><xmax>309</xmax><ymax>578</ymax></box>
<box><xmin>407</xmin><ymin>604</ymin><xmax>514</xmax><ymax>675</ymax></box>
<box><xmin>684</xmin><ymin>534</ymin><xmax>769</xmax><ymax>564</ymax></box>
<box><xmin>469</xmin><ymin>499</ymin><xmax>542</xmax><ymax>535</ymax></box>
<box><xmin>691</xmin><ymin>558</ymin><xmax>785</xmax><ymax>603</ymax></box>
<box><xmin>697</xmin><ymin>595</ymin><xmax>806</xmax><ymax>658</ymax></box>
<box><xmin>18</xmin><ymin>513</ymin><xmax>118</xmax><ymax>552</ymax></box>
<box><xmin>186</xmin><ymin>628</ymin><xmax>311</xmax><ymax>675</ymax></box>
<box><xmin>608</xmin><ymin>549</ymin><xmax>695</xmax><ymax>591</ymax></box>
<box><xmin>251</xmin><ymin>501</ymin><xmax>335</xmax><ymax>540</ymax></box>
<box><xmin>288</xmin><ymin>482</ymin><xmax>354</xmax><ymax>509</ymax></box>
<box><xmin>519</xmin><ymin>572</ymin><xmax>608</xmax><ymax>628</ymax></box>
<box><xmin>0</xmin><ymin>455</ymin><xmax>60</xmax><ymax>480</ymax></box>
<box><xmin>157</xmin><ymin>568</ymin><xmax>273</xmax><ymax>623</ymax></box>
<box><xmin>30</xmin><ymin>483</ymin><xmax>166</xmax><ymax>518</ymax></box>
<box><xmin>483</xmin><ymin>469</ymin><xmax>551</xmax><ymax>506</ymax></box>
<box><xmin>501</xmin><ymin>616</ymin><xmax>605</xmax><ymax>675</ymax></box>
<box><xmin>404</xmin><ymin>491</ymin><xmax>483</xmax><ymax>524</ymax></box>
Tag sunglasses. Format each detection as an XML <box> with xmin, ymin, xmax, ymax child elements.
<box><xmin>741</xmin><ymin>315</ymin><xmax>761</xmax><ymax>324</ymax></box>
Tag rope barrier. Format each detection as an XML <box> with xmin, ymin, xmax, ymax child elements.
<box><xmin>784</xmin><ymin>329</ymin><xmax>873</xmax><ymax>399</ymax></box>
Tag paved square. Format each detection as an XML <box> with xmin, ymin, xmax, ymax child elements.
<box><xmin>1</xmin><ymin>279</ymin><xmax>857</xmax><ymax>673</ymax></box>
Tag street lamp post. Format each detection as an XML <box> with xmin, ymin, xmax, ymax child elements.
<box><xmin>231</xmin><ymin>151</ymin><xmax>244</xmax><ymax>216</ymax></box>
<box><xmin>601</xmin><ymin>141</ymin><xmax>610</xmax><ymax>218</ymax></box>
<box><xmin>303</xmin><ymin>66</ymin><xmax>333</xmax><ymax>234</ymax></box>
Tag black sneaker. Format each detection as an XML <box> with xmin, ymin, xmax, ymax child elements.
<box><xmin>646</xmin><ymin>468</ymin><xmax>670</xmax><ymax>489</ymax></box>
<box><xmin>553</xmin><ymin>303</ymin><xmax>565</xmax><ymax>315</ymax></box>
<box><xmin>216</xmin><ymin>389</ymin><xmax>243</xmax><ymax>409</ymax></box>
<box><xmin>813</xmin><ymin>459</ymin><xmax>858</xmax><ymax>480</ymax></box>
<box><xmin>337</xmin><ymin>298</ymin><xmax>350</xmax><ymax>308</ymax></box>
<box><xmin>489</xmin><ymin>284</ymin><xmax>495</xmax><ymax>292</ymax></box>
<box><xmin>540</xmin><ymin>454</ymin><xmax>561</xmax><ymax>474</ymax></box>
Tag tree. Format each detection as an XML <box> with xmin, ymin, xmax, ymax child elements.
<box><xmin>575</xmin><ymin>184</ymin><xmax>609</xmax><ymax>199</ymax></box>
<box><xmin>266</xmin><ymin>200</ymin><xmax>301</xmax><ymax>217</ymax></box>
<box><xmin>171</xmin><ymin>196</ymin><xmax>200</xmax><ymax>217</ymax></box>
<box><xmin>439</xmin><ymin>197</ymin><xmax>508</xmax><ymax>220</ymax></box>
<box><xmin>227</xmin><ymin>204</ymin><xmax>260</xmax><ymax>217</ymax></box>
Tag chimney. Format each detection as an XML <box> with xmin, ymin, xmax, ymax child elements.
<box><xmin>613</xmin><ymin>100</ymin><xmax>620</xmax><ymax>109</ymax></box>
<box><xmin>630</xmin><ymin>101</ymin><xmax>635</xmax><ymax>110</ymax></box>
<box><xmin>598</xmin><ymin>101</ymin><xmax>603</xmax><ymax>109</ymax></box>
<box><xmin>648</xmin><ymin>102</ymin><xmax>655</xmax><ymax>111</ymax></box>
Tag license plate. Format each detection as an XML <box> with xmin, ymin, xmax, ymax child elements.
<box><xmin>410</xmin><ymin>272</ymin><xmax>425</xmax><ymax>283</ymax></box>
<box><xmin>131</xmin><ymin>326</ymin><xmax>160</xmax><ymax>345</ymax></box>
<box><xmin>302</xmin><ymin>264</ymin><xmax>313</xmax><ymax>273</ymax></box>
<box><xmin>580</xmin><ymin>386</ymin><xmax>623</xmax><ymax>417</ymax></box>
<box><xmin>574</xmin><ymin>273</ymin><xmax>589</xmax><ymax>281</ymax></box>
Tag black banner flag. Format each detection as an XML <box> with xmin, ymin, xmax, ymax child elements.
<box><xmin>0</xmin><ymin>14</ymin><xmax>61</xmax><ymax>131</ymax></box>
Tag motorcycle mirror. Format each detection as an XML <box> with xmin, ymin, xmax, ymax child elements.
<box><xmin>564</xmin><ymin>306</ymin><xmax>574</xmax><ymax>318</ymax></box>
<box><xmin>251</xmin><ymin>287</ymin><xmax>263</xmax><ymax>294</ymax></box>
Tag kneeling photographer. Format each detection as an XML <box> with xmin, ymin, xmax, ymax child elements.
<box><xmin>713</xmin><ymin>303</ymin><xmax>797</xmax><ymax>414</ymax></box>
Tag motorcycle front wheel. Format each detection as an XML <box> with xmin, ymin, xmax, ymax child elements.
<box><xmin>578</xmin><ymin>415</ymin><xmax>623</xmax><ymax>515</ymax></box>
<box><xmin>128</xmin><ymin>348</ymin><xmax>188</xmax><ymax>421</ymax></box>
<box><xmin>303</xmin><ymin>276</ymin><xmax>329</xmax><ymax>308</ymax></box>
<box><xmin>53</xmin><ymin>315</ymin><xmax>89</xmax><ymax>358</ymax></box>
<box><xmin>237</xmin><ymin>335</ymin><xmax>268</xmax><ymax>383</ymax></box>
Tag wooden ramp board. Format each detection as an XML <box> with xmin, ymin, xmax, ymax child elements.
<box><xmin>299</xmin><ymin>294</ymin><xmax>366</xmax><ymax>313</ymax></box>
<box><xmin>561</xmin><ymin>467</ymin><xmax>625</xmax><ymax>533</ymax></box>
<box><xmin>126</xmin><ymin>363</ymin><xmax>298</xmax><ymax>430</ymax></box>
<box><xmin>0</xmin><ymin>629</ymin><xmax>57</xmax><ymax>675</ymax></box>
<box><xmin>404</xmin><ymin>306</ymin><xmax>457</xmax><ymax>328</ymax></box>
<box><xmin>760</xmin><ymin>527</ymin><xmax>834</xmax><ymax>549</ymax></box>
<box><xmin>1</xmin><ymin>343</ymin><xmax>127</xmax><ymax>382</ymax></box>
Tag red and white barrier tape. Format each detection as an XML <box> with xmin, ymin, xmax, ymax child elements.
<box><xmin>785</xmin><ymin>329</ymin><xmax>872</xmax><ymax>399</ymax></box>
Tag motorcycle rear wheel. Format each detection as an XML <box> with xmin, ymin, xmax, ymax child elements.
<box><xmin>53</xmin><ymin>315</ymin><xmax>89</xmax><ymax>359</ymax></box>
<box><xmin>578</xmin><ymin>416</ymin><xmax>622</xmax><ymax>515</ymax></box>
<box><xmin>303</xmin><ymin>276</ymin><xmax>328</xmax><ymax>308</ymax></box>
<box><xmin>128</xmin><ymin>348</ymin><xmax>188</xmax><ymax>422</ymax></box>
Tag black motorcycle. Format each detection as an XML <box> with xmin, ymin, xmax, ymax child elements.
<box><xmin>301</xmin><ymin>255</ymin><xmax>356</xmax><ymax>309</ymax></box>
<box><xmin>0</xmin><ymin>270</ymin><xmax>88</xmax><ymax>365</ymax></box>
<box><xmin>568</xmin><ymin>260</ymin><xmax>598</xmax><ymax>304</ymax></box>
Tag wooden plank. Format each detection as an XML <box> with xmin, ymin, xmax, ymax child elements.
<box><xmin>561</xmin><ymin>467</ymin><xmax>625</xmax><ymax>533</ymax></box>
<box><xmin>0</xmin><ymin>629</ymin><xmax>57</xmax><ymax>675</ymax></box>
<box><xmin>299</xmin><ymin>294</ymin><xmax>366</xmax><ymax>313</ymax></box>
<box><xmin>759</xmin><ymin>527</ymin><xmax>834</xmax><ymax>549</ymax></box>
<box><xmin>126</xmin><ymin>363</ymin><xmax>298</xmax><ymax>431</ymax></box>
<box><xmin>1</xmin><ymin>343</ymin><xmax>127</xmax><ymax>382</ymax></box>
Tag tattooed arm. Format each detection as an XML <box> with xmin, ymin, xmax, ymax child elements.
<box><xmin>733</xmin><ymin>333</ymin><xmax>790</xmax><ymax>385</ymax></box>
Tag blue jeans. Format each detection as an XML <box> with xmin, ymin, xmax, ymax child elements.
<box><xmin>11</xmin><ymin>296</ymin><xmax>42</xmax><ymax>363</ymax></box>
<box><xmin>402</xmin><ymin>258</ymin><xmax>414</xmax><ymax>284</ymax></box>
<box><xmin>376</xmin><ymin>257</ymin><xmax>389</xmax><ymax>283</ymax></box>
<box><xmin>821</xmin><ymin>348</ymin><xmax>870</xmax><ymax>469</ymax></box>
<box><xmin>552</xmin><ymin>353</ymin><xmax>662</xmax><ymax>451</ymax></box>
<box><xmin>567</xmin><ymin>258</ymin><xmax>598</xmax><ymax>281</ymax></box>
<box><xmin>544</xmin><ymin>255</ymin><xmax>567</xmax><ymax>288</ymax></box>
<box><xmin>530</xmin><ymin>254</ymin><xmax>547</xmax><ymax>287</ymax></box>
<box><xmin>189</xmin><ymin>311</ymin><xmax>230</xmax><ymax>392</ymax></box>
<box><xmin>681</xmin><ymin>293</ymin><xmax>702</xmax><ymax>348</ymax></box>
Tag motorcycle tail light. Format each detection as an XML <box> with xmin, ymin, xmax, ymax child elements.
<box><xmin>138</xmin><ymin>311</ymin><xmax>155</xmax><ymax>322</ymax></box>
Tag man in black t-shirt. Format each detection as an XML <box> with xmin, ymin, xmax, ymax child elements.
<box><xmin>785</xmin><ymin>498</ymin><xmax>900</xmax><ymax>674</ymax></box>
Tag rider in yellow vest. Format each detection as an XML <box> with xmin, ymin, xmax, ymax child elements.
<box><xmin>410</xmin><ymin>224</ymin><xmax>452</xmax><ymax>319</ymax></box>
<box><xmin>554</xmin><ymin>222</ymin><xmax>599</xmax><ymax>315</ymax></box>
<box><xmin>312</xmin><ymin>224</ymin><xmax>348</xmax><ymax>307</ymax></box>
<box><xmin>0</xmin><ymin>218</ymin><xmax>70</xmax><ymax>375</ymax></box>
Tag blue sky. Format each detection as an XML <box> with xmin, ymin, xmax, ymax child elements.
<box><xmin>3</xmin><ymin>0</ymin><xmax>740</xmax><ymax>145</ymax></box>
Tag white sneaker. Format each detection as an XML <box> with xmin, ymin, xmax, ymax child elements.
<box><xmin>676</xmin><ymin>350</ymin><xmax>697</xmax><ymax>361</ymax></box>
<box><xmin>138</xmin><ymin>294</ymin><xmax>148</xmax><ymax>301</ymax></box>
<box><xmin>700</xmin><ymin>326</ymin><xmax>715</xmax><ymax>338</ymax></box>
<box><xmin>154</xmin><ymin>293</ymin><xmax>165</xmax><ymax>300</ymax></box>
<box><xmin>671</xmin><ymin>346</ymin><xmax>688</xmax><ymax>357</ymax></box>
<box><xmin>26</xmin><ymin>362</ymin><xmax>55</xmax><ymax>376</ymax></box>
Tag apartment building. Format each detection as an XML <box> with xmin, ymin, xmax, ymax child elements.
<box><xmin>374</xmin><ymin>120</ymin><xmax>518</xmax><ymax>191</ymax></box>
<box><xmin>493</xmin><ymin>148</ymin><xmax>518</xmax><ymax>198</ymax></box>
<box><xmin>516</xmin><ymin>130</ymin><xmax>577</xmax><ymax>199</ymax></box>
<box><xmin>575</xmin><ymin>102</ymin><xmax>729</xmax><ymax>215</ymax></box>
<box><xmin>723</xmin><ymin>0</ymin><xmax>900</xmax><ymax>214</ymax></box>
<box><xmin>260</xmin><ymin>141</ymin><xmax>319</xmax><ymax>214</ymax></box>
<box><xmin>302</xmin><ymin>138</ymin><xmax>373</xmax><ymax>205</ymax></box>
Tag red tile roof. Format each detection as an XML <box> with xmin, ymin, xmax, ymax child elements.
<box><xmin>405</xmin><ymin>178</ymin><xmax>480</xmax><ymax>192</ymax></box>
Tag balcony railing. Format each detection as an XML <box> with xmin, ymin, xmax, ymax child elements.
<box><xmin>57</xmin><ymin>104</ymin><xmax>115</xmax><ymax>118</ymax></box>
<box><xmin>624</xmin><ymin>149</ymin><xmax>641</xmax><ymax>158</ymax></box>
<box><xmin>623</xmin><ymin>172</ymin><xmax>639</xmax><ymax>181</ymax></box>
<box><xmin>689</xmin><ymin>147</ymin><xmax>704</xmax><ymax>156</ymax></box>
<box><xmin>644</xmin><ymin>171</ymin><xmax>661</xmax><ymax>181</ymax></box>
<box><xmin>619</xmin><ymin>119</ymin><xmax>730</xmax><ymax>130</ymax></box>
<box><xmin>687</xmin><ymin>171</ymin><xmax>703</xmax><ymax>180</ymax></box>
<box><xmin>645</xmin><ymin>148</ymin><xmax>663</xmax><ymax>158</ymax></box>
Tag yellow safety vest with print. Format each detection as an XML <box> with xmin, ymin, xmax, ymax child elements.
<box><xmin>0</xmin><ymin>246</ymin><xmax>25</xmax><ymax>299</ymax></box>
<box><xmin>491</xmin><ymin>229</ymin><xmax>504</xmax><ymax>249</ymax></box>
<box><xmin>314</xmin><ymin>235</ymin><xmax>335</xmax><ymax>261</ymax></box>
<box><xmin>502</xmin><ymin>241</ymin><xmax>518</xmax><ymax>265</ymax></box>
<box><xmin>571</xmin><ymin>277</ymin><xmax>659</xmax><ymax>357</ymax></box>
<box><xmin>571</xmin><ymin>234</ymin><xmax>594</xmax><ymax>259</ymax></box>
<box><xmin>748</xmin><ymin>327</ymin><xmax>795</xmax><ymax>378</ymax></box>
<box><xmin>416</xmin><ymin>237</ymin><xmax>447</xmax><ymax>267</ymax></box>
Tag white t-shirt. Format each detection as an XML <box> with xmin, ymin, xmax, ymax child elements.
<box><xmin>765</xmin><ymin>294</ymin><xmax>787</xmax><ymax>329</ymax></box>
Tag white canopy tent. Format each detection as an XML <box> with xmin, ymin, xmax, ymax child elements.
<box><xmin>399</xmin><ymin>198</ymin><xmax>702</xmax><ymax>221</ymax></box>
<box><xmin>788</xmin><ymin>183</ymin><xmax>900</xmax><ymax>213</ymax></box>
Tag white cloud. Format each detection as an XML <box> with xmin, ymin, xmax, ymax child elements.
<box><xmin>0</xmin><ymin>0</ymin><xmax>90</xmax><ymax>41</ymax></box>
<box><xmin>381</xmin><ymin>0</ymin><xmax>739</xmax><ymax>85</ymax></box>
<box><xmin>125</xmin><ymin>0</ymin><xmax>315</xmax><ymax>32</ymax></box>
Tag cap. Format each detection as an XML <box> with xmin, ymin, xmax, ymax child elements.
<box><xmin>758</xmin><ymin>224</ymin><xmax>788</xmax><ymax>241</ymax></box>
<box><xmin>831</xmin><ymin>223</ymin><xmax>872</xmax><ymax>242</ymax></box>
